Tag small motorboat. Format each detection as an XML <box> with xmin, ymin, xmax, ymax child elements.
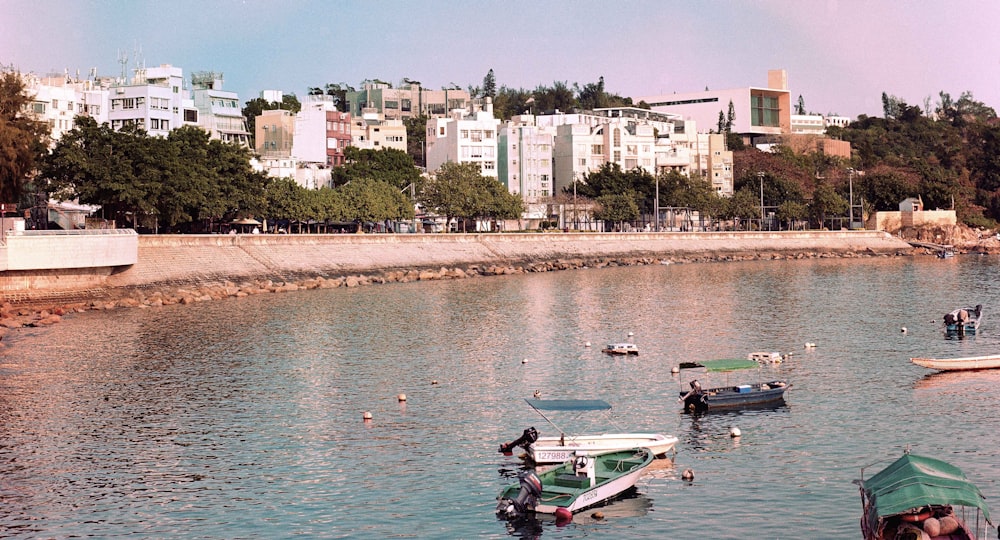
<box><xmin>601</xmin><ymin>342</ymin><xmax>639</xmax><ymax>355</ymax></box>
<box><xmin>854</xmin><ymin>451</ymin><xmax>992</xmax><ymax>540</ymax></box>
<box><xmin>944</xmin><ymin>304</ymin><xmax>982</xmax><ymax>335</ymax></box>
<box><xmin>496</xmin><ymin>447</ymin><xmax>653</xmax><ymax>519</ymax></box>
<box><xmin>910</xmin><ymin>353</ymin><xmax>1000</xmax><ymax>372</ymax></box>
<box><xmin>677</xmin><ymin>358</ymin><xmax>790</xmax><ymax>412</ymax></box>
<box><xmin>499</xmin><ymin>399</ymin><xmax>678</xmax><ymax>464</ymax></box>
<box><xmin>748</xmin><ymin>351</ymin><xmax>782</xmax><ymax>363</ymax></box>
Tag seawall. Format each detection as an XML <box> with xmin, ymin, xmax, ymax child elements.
<box><xmin>1</xmin><ymin>231</ymin><xmax>913</xmax><ymax>306</ymax></box>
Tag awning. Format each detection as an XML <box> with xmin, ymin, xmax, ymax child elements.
<box><xmin>231</xmin><ymin>218</ymin><xmax>261</xmax><ymax>226</ymax></box>
<box><xmin>525</xmin><ymin>399</ymin><xmax>612</xmax><ymax>411</ymax></box>
<box><xmin>862</xmin><ymin>453</ymin><xmax>991</xmax><ymax>522</ymax></box>
<box><xmin>678</xmin><ymin>358</ymin><xmax>760</xmax><ymax>372</ymax></box>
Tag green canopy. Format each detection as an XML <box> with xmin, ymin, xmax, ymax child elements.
<box><xmin>678</xmin><ymin>358</ymin><xmax>760</xmax><ymax>372</ymax></box>
<box><xmin>862</xmin><ymin>453</ymin><xmax>991</xmax><ymax>523</ymax></box>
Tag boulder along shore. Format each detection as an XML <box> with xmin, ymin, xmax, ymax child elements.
<box><xmin>0</xmin><ymin>230</ymin><xmax>936</xmax><ymax>345</ymax></box>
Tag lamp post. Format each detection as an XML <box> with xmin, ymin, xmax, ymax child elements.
<box><xmin>847</xmin><ymin>168</ymin><xmax>855</xmax><ymax>228</ymax></box>
<box><xmin>757</xmin><ymin>171</ymin><xmax>765</xmax><ymax>229</ymax></box>
<box><xmin>654</xmin><ymin>175</ymin><xmax>660</xmax><ymax>232</ymax></box>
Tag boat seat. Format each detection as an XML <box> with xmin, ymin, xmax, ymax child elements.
<box><xmin>542</xmin><ymin>484</ymin><xmax>579</xmax><ymax>495</ymax></box>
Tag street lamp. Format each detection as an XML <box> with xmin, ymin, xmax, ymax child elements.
<box><xmin>847</xmin><ymin>167</ymin><xmax>855</xmax><ymax>228</ymax></box>
<box><xmin>757</xmin><ymin>172</ymin><xmax>765</xmax><ymax>228</ymax></box>
<box><xmin>654</xmin><ymin>175</ymin><xmax>660</xmax><ymax>232</ymax></box>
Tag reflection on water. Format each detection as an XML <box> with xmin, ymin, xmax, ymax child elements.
<box><xmin>2</xmin><ymin>255</ymin><xmax>1000</xmax><ymax>538</ymax></box>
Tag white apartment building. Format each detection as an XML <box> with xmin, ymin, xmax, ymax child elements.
<box><xmin>190</xmin><ymin>71</ymin><xmax>250</xmax><ymax>146</ymax></box>
<box><xmin>20</xmin><ymin>73</ymin><xmax>90</xmax><ymax>141</ymax></box>
<box><xmin>425</xmin><ymin>99</ymin><xmax>500</xmax><ymax>178</ymax></box>
<box><xmin>791</xmin><ymin>114</ymin><xmax>826</xmax><ymax>135</ymax></box>
<box><xmin>105</xmin><ymin>64</ymin><xmax>198</xmax><ymax>138</ymax></box>
<box><xmin>347</xmin><ymin>81</ymin><xmax>471</xmax><ymax>120</ymax></box>
<box><xmin>497</xmin><ymin>115</ymin><xmax>554</xmax><ymax>202</ymax></box>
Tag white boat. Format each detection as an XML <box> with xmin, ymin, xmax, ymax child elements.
<box><xmin>499</xmin><ymin>399</ymin><xmax>677</xmax><ymax>464</ymax></box>
<box><xmin>497</xmin><ymin>447</ymin><xmax>654</xmax><ymax>519</ymax></box>
<box><xmin>601</xmin><ymin>342</ymin><xmax>639</xmax><ymax>355</ymax></box>
<box><xmin>748</xmin><ymin>351</ymin><xmax>783</xmax><ymax>363</ymax></box>
<box><xmin>943</xmin><ymin>304</ymin><xmax>982</xmax><ymax>335</ymax></box>
<box><xmin>910</xmin><ymin>354</ymin><xmax>1000</xmax><ymax>372</ymax></box>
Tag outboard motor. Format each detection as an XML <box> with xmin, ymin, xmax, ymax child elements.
<box><xmin>499</xmin><ymin>427</ymin><xmax>538</xmax><ymax>454</ymax></box>
<box><xmin>497</xmin><ymin>470</ymin><xmax>542</xmax><ymax>518</ymax></box>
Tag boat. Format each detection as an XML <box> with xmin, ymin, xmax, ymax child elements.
<box><xmin>937</xmin><ymin>249</ymin><xmax>955</xmax><ymax>259</ymax></box>
<box><xmin>499</xmin><ymin>399</ymin><xmax>678</xmax><ymax>464</ymax></box>
<box><xmin>677</xmin><ymin>358</ymin><xmax>790</xmax><ymax>412</ymax></box>
<box><xmin>943</xmin><ymin>304</ymin><xmax>982</xmax><ymax>335</ymax></box>
<box><xmin>496</xmin><ymin>447</ymin><xmax>653</xmax><ymax>519</ymax></box>
<box><xmin>748</xmin><ymin>351</ymin><xmax>783</xmax><ymax>363</ymax></box>
<box><xmin>601</xmin><ymin>342</ymin><xmax>639</xmax><ymax>355</ymax></box>
<box><xmin>910</xmin><ymin>353</ymin><xmax>1000</xmax><ymax>372</ymax></box>
<box><xmin>855</xmin><ymin>451</ymin><xmax>992</xmax><ymax>540</ymax></box>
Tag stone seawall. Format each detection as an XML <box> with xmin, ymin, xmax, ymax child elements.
<box><xmin>2</xmin><ymin>231</ymin><xmax>913</xmax><ymax>306</ymax></box>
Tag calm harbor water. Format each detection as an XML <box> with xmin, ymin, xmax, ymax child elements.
<box><xmin>3</xmin><ymin>255</ymin><xmax>1000</xmax><ymax>539</ymax></box>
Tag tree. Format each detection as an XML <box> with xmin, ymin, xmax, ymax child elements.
<box><xmin>723</xmin><ymin>188</ymin><xmax>760</xmax><ymax>230</ymax></box>
<box><xmin>726</xmin><ymin>100</ymin><xmax>735</xmax><ymax>132</ymax></box>
<box><xmin>332</xmin><ymin>147</ymin><xmax>421</xmax><ymax>190</ymax></box>
<box><xmin>810</xmin><ymin>181</ymin><xmax>848</xmax><ymax>228</ymax></box>
<box><xmin>776</xmin><ymin>200</ymin><xmax>808</xmax><ymax>230</ymax></box>
<box><xmin>481</xmin><ymin>69</ymin><xmax>497</xmax><ymax>100</ymax></box>
<box><xmin>324</xmin><ymin>83</ymin><xmax>355</xmax><ymax>113</ymax></box>
<box><xmin>0</xmin><ymin>71</ymin><xmax>49</xmax><ymax>204</ymax></box>
<box><xmin>335</xmin><ymin>176</ymin><xmax>415</xmax><ymax>224</ymax></box>
<box><xmin>576</xmin><ymin>76</ymin><xmax>609</xmax><ymax>111</ymax></box>
<box><xmin>418</xmin><ymin>162</ymin><xmax>522</xmax><ymax>231</ymax></box>
<box><xmin>403</xmin><ymin>115</ymin><xmax>428</xmax><ymax>167</ymax></box>
<box><xmin>594</xmin><ymin>192</ymin><xmax>639</xmax><ymax>229</ymax></box>
<box><xmin>242</xmin><ymin>93</ymin><xmax>301</xmax><ymax>148</ymax></box>
<box><xmin>795</xmin><ymin>95</ymin><xmax>806</xmax><ymax>115</ymax></box>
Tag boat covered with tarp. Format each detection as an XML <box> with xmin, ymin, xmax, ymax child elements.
<box><xmin>677</xmin><ymin>358</ymin><xmax>789</xmax><ymax>411</ymax></box>
<box><xmin>855</xmin><ymin>451</ymin><xmax>992</xmax><ymax>540</ymax></box>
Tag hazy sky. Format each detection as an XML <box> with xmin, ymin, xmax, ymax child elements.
<box><xmin>3</xmin><ymin>0</ymin><xmax>999</xmax><ymax>119</ymax></box>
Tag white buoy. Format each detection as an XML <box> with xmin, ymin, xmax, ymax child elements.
<box><xmin>522</xmin><ymin>358</ymin><xmax>529</xmax><ymax>364</ymax></box>
<box><xmin>804</xmin><ymin>342</ymin><xmax>816</xmax><ymax>349</ymax></box>
<box><xmin>682</xmin><ymin>468</ymin><xmax>694</xmax><ymax>481</ymax></box>
<box><xmin>362</xmin><ymin>411</ymin><xmax>373</xmax><ymax>421</ymax></box>
<box><xmin>901</xmin><ymin>327</ymin><xmax>908</xmax><ymax>334</ymax></box>
<box><xmin>627</xmin><ymin>331</ymin><xmax>634</xmax><ymax>337</ymax></box>
<box><xmin>585</xmin><ymin>341</ymin><xmax>592</xmax><ymax>347</ymax></box>
<box><xmin>671</xmin><ymin>366</ymin><xmax>680</xmax><ymax>374</ymax></box>
<box><xmin>431</xmin><ymin>380</ymin><xmax>438</xmax><ymax>385</ymax></box>
<box><xmin>730</xmin><ymin>426</ymin><xmax>741</xmax><ymax>438</ymax></box>
<box><xmin>397</xmin><ymin>393</ymin><xmax>407</xmax><ymax>402</ymax></box>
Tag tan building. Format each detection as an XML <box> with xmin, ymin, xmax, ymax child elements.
<box><xmin>346</xmin><ymin>81</ymin><xmax>471</xmax><ymax>120</ymax></box>
<box><xmin>351</xmin><ymin>108</ymin><xmax>407</xmax><ymax>153</ymax></box>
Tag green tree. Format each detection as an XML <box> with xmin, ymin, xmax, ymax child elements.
<box><xmin>335</xmin><ymin>176</ymin><xmax>415</xmax><ymax>224</ymax></box>
<box><xmin>723</xmin><ymin>188</ymin><xmax>760</xmax><ymax>230</ymax></box>
<box><xmin>0</xmin><ymin>71</ymin><xmax>50</xmax><ymax>204</ymax></box>
<box><xmin>481</xmin><ymin>69</ymin><xmax>497</xmax><ymax>99</ymax></box>
<box><xmin>795</xmin><ymin>95</ymin><xmax>806</xmax><ymax>115</ymax></box>
<box><xmin>403</xmin><ymin>115</ymin><xmax>428</xmax><ymax>167</ymax></box>
<box><xmin>594</xmin><ymin>192</ymin><xmax>639</xmax><ymax>229</ymax></box>
<box><xmin>726</xmin><ymin>100</ymin><xmax>735</xmax><ymax>132</ymax></box>
<box><xmin>332</xmin><ymin>147</ymin><xmax>421</xmax><ymax>190</ymax></box>
<box><xmin>419</xmin><ymin>162</ymin><xmax>522</xmax><ymax>231</ymax></box>
<box><xmin>810</xmin><ymin>181</ymin><xmax>848</xmax><ymax>228</ymax></box>
<box><xmin>242</xmin><ymin>93</ymin><xmax>301</xmax><ymax>148</ymax></box>
<box><xmin>576</xmin><ymin>76</ymin><xmax>609</xmax><ymax>111</ymax></box>
<box><xmin>776</xmin><ymin>200</ymin><xmax>808</xmax><ymax>230</ymax></box>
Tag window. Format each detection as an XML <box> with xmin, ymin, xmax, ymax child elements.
<box><xmin>52</xmin><ymin>99</ymin><xmax>59</xmax><ymax>109</ymax></box>
<box><xmin>751</xmin><ymin>94</ymin><xmax>780</xmax><ymax>127</ymax></box>
<box><xmin>483</xmin><ymin>161</ymin><xmax>495</xmax><ymax>170</ymax></box>
<box><xmin>626</xmin><ymin>145</ymin><xmax>637</xmax><ymax>155</ymax></box>
<box><xmin>484</xmin><ymin>130</ymin><xmax>494</xmax><ymax>139</ymax></box>
<box><xmin>591</xmin><ymin>144</ymin><xmax>604</xmax><ymax>155</ymax></box>
<box><xmin>471</xmin><ymin>130</ymin><xmax>482</xmax><ymax>142</ymax></box>
<box><xmin>385</xmin><ymin>100</ymin><xmax>398</xmax><ymax>109</ymax></box>
<box><xmin>439</xmin><ymin>127</ymin><xmax>445</xmax><ymax>136</ymax></box>
<box><xmin>31</xmin><ymin>102</ymin><xmax>46</xmax><ymax>114</ymax></box>
<box><xmin>401</xmin><ymin>99</ymin><xmax>411</xmax><ymax>112</ymax></box>
<box><xmin>613</xmin><ymin>128</ymin><xmax>621</xmax><ymax>146</ymax></box>
<box><xmin>460</xmin><ymin>130</ymin><xmax>469</xmax><ymax>139</ymax></box>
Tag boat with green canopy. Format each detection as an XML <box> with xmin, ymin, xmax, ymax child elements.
<box><xmin>676</xmin><ymin>358</ymin><xmax>789</xmax><ymax>411</ymax></box>
<box><xmin>855</xmin><ymin>451</ymin><xmax>993</xmax><ymax>540</ymax></box>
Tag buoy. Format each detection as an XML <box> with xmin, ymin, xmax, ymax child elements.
<box><xmin>362</xmin><ymin>411</ymin><xmax>372</xmax><ymax>421</ymax></box>
<box><xmin>522</xmin><ymin>358</ymin><xmax>528</xmax><ymax>364</ymax></box>
<box><xmin>627</xmin><ymin>331</ymin><xmax>634</xmax><ymax>337</ymax></box>
<box><xmin>397</xmin><ymin>393</ymin><xmax>407</xmax><ymax>402</ymax></box>
<box><xmin>591</xmin><ymin>511</ymin><xmax>605</xmax><ymax>520</ymax></box>
<box><xmin>901</xmin><ymin>327</ymin><xmax>908</xmax><ymax>334</ymax></box>
<box><xmin>554</xmin><ymin>507</ymin><xmax>573</xmax><ymax>524</ymax></box>
<box><xmin>533</xmin><ymin>390</ymin><xmax>542</xmax><ymax>398</ymax></box>
<box><xmin>682</xmin><ymin>468</ymin><xmax>694</xmax><ymax>481</ymax></box>
<box><xmin>804</xmin><ymin>342</ymin><xmax>816</xmax><ymax>349</ymax></box>
<box><xmin>730</xmin><ymin>426</ymin><xmax>741</xmax><ymax>438</ymax></box>
<box><xmin>431</xmin><ymin>380</ymin><xmax>438</xmax><ymax>385</ymax></box>
<box><xmin>671</xmin><ymin>366</ymin><xmax>680</xmax><ymax>374</ymax></box>
<box><xmin>585</xmin><ymin>341</ymin><xmax>592</xmax><ymax>347</ymax></box>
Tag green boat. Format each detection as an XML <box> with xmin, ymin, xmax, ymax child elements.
<box><xmin>855</xmin><ymin>451</ymin><xmax>993</xmax><ymax>540</ymax></box>
<box><xmin>496</xmin><ymin>447</ymin><xmax>653</xmax><ymax>520</ymax></box>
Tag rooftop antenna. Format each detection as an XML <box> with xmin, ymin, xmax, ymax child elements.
<box><xmin>117</xmin><ymin>49</ymin><xmax>128</xmax><ymax>82</ymax></box>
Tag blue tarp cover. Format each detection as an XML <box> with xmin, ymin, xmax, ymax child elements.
<box><xmin>525</xmin><ymin>399</ymin><xmax>612</xmax><ymax>411</ymax></box>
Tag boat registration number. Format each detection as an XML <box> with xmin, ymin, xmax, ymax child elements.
<box><xmin>535</xmin><ymin>451</ymin><xmax>572</xmax><ymax>461</ymax></box>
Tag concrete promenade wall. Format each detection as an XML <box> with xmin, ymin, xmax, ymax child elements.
<box><xmin>0</xmin><ymin>230</ymin><xmax>912</xmax><ymax>304</ymax></box>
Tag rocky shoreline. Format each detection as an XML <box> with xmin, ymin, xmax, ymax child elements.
<box><xmin>0</xmin><ymin>247</ymin><xmax>907</xmax><ymax>347</ymax></box>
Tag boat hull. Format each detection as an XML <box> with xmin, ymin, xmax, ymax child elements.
<box><xmin>529</xmin><ymin>433</ymin><xmax>678</xmax><ymax>464</ymax></box>
<box><xmin>910</xmin><ymin>355</ymin><xmax>1000</xmax><ymax>372</ymax></box>
<box><xmin>680</xmin><ymin>381</ymin><xmax>789</xmax><ymax>411</ymax></box>
<box><xmin>497</xmin><ymin>448</ymin><xmax>653</xmax><ymax>516</ymax></box>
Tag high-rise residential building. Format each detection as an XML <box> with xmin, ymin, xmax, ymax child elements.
<box><xmin>107</xmin><ymin>64</ymin><xmax>196</xmax><ymax>137</ymax></box>
<box><xmin>498</xmin><ymin>115</ymin><xmax>554</xmax><ymax>202</ymax></box>
<box><xmin>425</xmin><ymin>99</ymin><xmax>500</xmax><ymax>178</ymax></box>
<box><xmin>190</xmin><ymin>71</ymin><xmax>250</xmax><ymax>146</ymax></box>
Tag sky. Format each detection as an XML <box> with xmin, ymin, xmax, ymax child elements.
<box><xmin>3</xmin><ymin>0</ymin><xmax>999</xmax><ymax>120</ymax></box>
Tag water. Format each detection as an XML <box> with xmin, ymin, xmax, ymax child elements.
<box><xmin>2</xmin><ymin>255</ymin><xmax>1000</xmax><ymax>539</ymax></box>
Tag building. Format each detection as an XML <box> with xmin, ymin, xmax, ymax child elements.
<box><xmin>346</xmin><ymin>80</ymin><xmax>471</xmax><ymax>120</ymax></box>
<box><xmin>350</xmin><ymin>109</ymin><xmax>407</xmax><ymax>153</ymax></box>
<box><xmin>17</xmin><ymin>72</ymin><xmax>105</xmax><ymax>142</ymax></box>
<box><xmin>639</xmin><ymin>69</ymin><xmax>792</xmax><ymax>145</ymax></box>
<box><xmin>326</xmin><ymin>109</ymin><xmax>351</xmax><ymax>167</ymax></box>
<box><xmin>190</xmin><ymin>71</ymin><xmax>250</xmax><ymax>146</ymax></box>
<box><xmin>497</xmin><ymin>115</ymin><xmax>554</xmax><ymax>202</ymax></box>
<box><xmin>107</xmin><ymin>64</ymin><xmax>195</xmax><ymax>138</ymax></box>
<box><xmin>425</xmin><ymin>99</ymin><xmax>500</xmax><ymax>178</ymax></box>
